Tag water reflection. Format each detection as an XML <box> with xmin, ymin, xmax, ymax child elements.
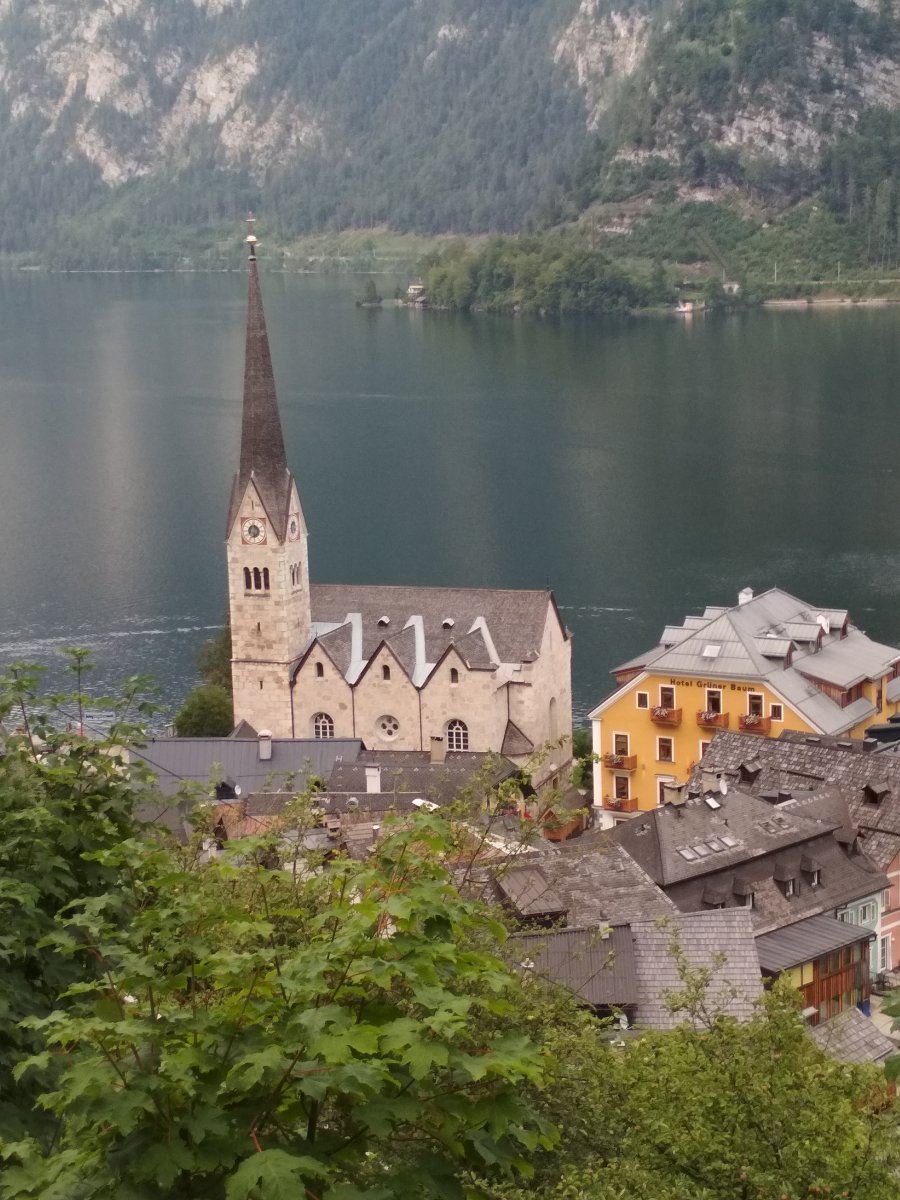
<box><xmin>2</xmin><ymin>274</ymin><xmax>900</xmax><ymax>722</ymax></box>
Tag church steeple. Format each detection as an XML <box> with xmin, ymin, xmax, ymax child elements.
<box><xmin>227</xmin><ymin>220</ymin><xmax>293</xmax><ymax>542</ymax></box>
<box><xmin>226</xmin><ymin>218</ymin><xmax>312</xmax><ymax>738</ymax></box>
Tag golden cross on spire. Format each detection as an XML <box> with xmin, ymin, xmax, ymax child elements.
<box><xmin>245</xmin><ymin>211</ymin><xmax>258</xmax><ymax>260</ymax></box>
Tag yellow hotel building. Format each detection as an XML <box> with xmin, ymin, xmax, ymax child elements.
<box><xmin>589</xmin><ymin>587</ymin><xmax>900</xmax><ymax>827</ymax></box>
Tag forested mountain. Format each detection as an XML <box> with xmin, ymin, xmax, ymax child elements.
<box><xmin>2</xmin><ymin>0</ymin><xmax>900</xmax><ymax>265</ymax></box>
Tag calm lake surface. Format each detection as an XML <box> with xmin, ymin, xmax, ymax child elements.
<box><xmin>2</xmin><ymin>271</ymin><xmax>900</xmax><ymax>727</ymax></box>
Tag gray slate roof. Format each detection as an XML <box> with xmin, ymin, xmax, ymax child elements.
<box><xmin>629</xmin><ymin>910</ymin><xmax>762</xmax><ymax>1029</ymax></box>
<box><xmin>755</xmin><ymin>913</ymin><xmax>874</xmax><ymax>972</ymax></box>
<box><xmin>509</xmin><ymin>911</ymin><xmax>762</xmax><ymax>1027</ymax></box>
<box><xmin>810</xmin><ymin>1006</ymin><xmax>898</xmax><ymax>1064</ymax></box>
<box><xmin>611</xmin><ymin>785</ymin><xmax>886</xmax><ymax>933</ymax></box>
<box><xmin>536</xmin><ymin>835</ymin><xmax>677</xmax><ymax>925</ymax></box>
<box><xmin>326</xmin><ymin>750</ymin><xmax>518</xmax><ymax>809</ymax></box>
<box><xmin>599</xmin><ymin>588</ymin><xmax>899</xmax><ymax>737</ymax></box>
<box><xmin>510</xmin><ymin>924</ymin><xmax>637</xmax><ymax>1009</ymax></box>
<box><xmin>307</xmin><ymin>583</ymin><xmax>564</xmax><ymax>682</ymax></box>
<box><xmin>133</xmin><ymin>737</ymin><xmax>362</xmax><ymax>798</ymax></box>
<box><xmin>694</xmin><ymin>730</ymin><xmax>900</xmax><ymax>870</ymax></box>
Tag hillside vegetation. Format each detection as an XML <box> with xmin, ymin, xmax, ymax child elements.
<box><xmin>2</xmin><ymin>0</ymin><xmax>900</xmax><ymax>285</ymax></box>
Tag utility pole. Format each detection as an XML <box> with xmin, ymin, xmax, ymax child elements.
<box><xmin>773</xmin><ymin>260</ymin><xmax>778</xmax><ymax>285</ymax></box>
<box><xmin>837</xmin><ymin>260</ymin><xmax>841</xmax><ymax>282</ymax></box>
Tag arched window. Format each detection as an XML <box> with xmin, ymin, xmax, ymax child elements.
<box><xmin>382</xmin><ymin>664</ymin><xmax>391</xmax><ymax>680</ymax></box>
<box><xmin>290</xmin><ymin>565</ymin><xmax>295</xmax><ymax>585</ymax></box>
<box><xmin>549</xmin><ymin>696</ymin><xmax>558</xmax><ymax>741</ymax></box>
<box><xmin>253</xmin><ymin>567</ymin><xmax>262</xmax><ymax>590</ymax></box>
<box><xmin>313</xmin><ymin>712</ymin><xmax>334</xmax><ymax>739</ymax></box>
<box><xmin>450</xmin><ymin>667</ymin><xmax>459</xmax><ymax>685</ymax></box>
<box><xmin>447</xmin><ymin>719</ymin><xmax>468</xmax><ymax>751</ymax></box>
<box><xmin>243</xmin><ymin>567</ymin><xmax>252</xmax><ymax>590</ymax></box>
<box><xmin>262</xmin><ymin>567</ymin><xmax>270</xmax><ymax>591</ymax></box>
<box><xmin>315</xmin><ymin>662</ymin><xmax>324</xmax><ymax>679</ymax></box>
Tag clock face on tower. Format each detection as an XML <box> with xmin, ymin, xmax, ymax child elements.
<box><xmin>241</xmin><ymin>517</ymin><xmax>267</xmax><ymax>545</ymax></box>
<box><xmin>288</xmin><ymin>512</ymin><xmax>301</xmax><ymax>542</ymax></box>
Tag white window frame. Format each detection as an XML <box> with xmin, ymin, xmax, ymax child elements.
<box><xmin>880</xmin><ymin>935</ymin><xmax>891</xmax><ymax>972</ymax></box>
<box><xmin>446</xmin><ymin>719</ymin><xmax>469</xmax><ymax>751</ymax></box>
<box><xmin>699</xmin><ymin>740</ymin><xmax>711</xmax><ymax>758</ymax></box>
<box><xmin>613</xmin><ymin>774</ymin><xmax>630</xmax><ymax>801</ymax></box>
<box><xmin>612</xmin><ymin>731</ymin><xmax>630</xmax><ymax>756</ymax></box>
<box><xmin>705</xmin><ymin>688</ymin><xmax>722</xmax><ymax>714</ymax></box>
<box><xmin>859</xmin><ymin>902</ymin><xmax>875</xmax><ymax>924</ymax></box>
<box><xmin>770</xmin><ymin>703</ymin><xmax>784</xmax><ymax>721</ymax></box>
<box><xmin>747</xmin><ymin>691</ymin><xmax>764</xmax><ymax>716</ymax></box>
<box><xmin>659</xmin><ymin>685</ymin><xmax>676</xmax><ymax>708</ymax></box>
<box><xmin>636</xmin><ymin>691</ymin><xmax>649</xmax><ymax>709</ymax></box>
<box><xmin>656</xmin><ymin>736</ymin><xmax>674</xmax><ymax>763</ymax></box>
<box><xmin>743</xmin><ymin>892</ymin><xmax>755</xmax><ymax>909</ymax></box>
<box><xmin>785</xmin><ymin>878</ymin><xmax>797</xmax><ymax>898</ymax></box>
<box><xmin>883</xmin><ymin>888</ymin><xmax>891</xmax><ymax>912</ymax></box>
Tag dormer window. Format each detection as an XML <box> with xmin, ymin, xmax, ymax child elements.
<box><xmin>377</xmin><ymin>615</ymin><xmax>390</xmax><ymax>627</ymax></box>
<box><xmin>801</xmin><ymin>855</ymin><xmax>822</xmax><ymax>888</ymax></box>
<box><xmin>774</xmin><ymin>859</ymin><xmax>798</xmax><ymax>897</ymax></box>
<box><xmin>442</xmin><ymin>618</ymin><xmax>455</xmax><ymax>629</ymax></box>
<box><xmin>864</xmin><ymin>781</ymin><xmax>891</xmax><ymax>805</ymax></box>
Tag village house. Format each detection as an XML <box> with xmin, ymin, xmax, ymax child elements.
<box><xmin>693</xmin><ymin>729</ymin><xmax>900</xmax><ymax>973</ymax></box>
<box><xmin>589</xmin><ymin>587</ymin><xmax>900</xmax><ymax>824</ymax></box>
<box><xmin>608</xmin><ymin>782</ymin><xmax>886</xmax><ymax>1024</ymax></box>
<box><xmin>226</xmin><ymin>232</ymin><xmax>571</xmax><ymax>787</ymax></box>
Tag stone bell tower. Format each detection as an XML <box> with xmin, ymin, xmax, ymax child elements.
<box><xmin>225</xmin><ymin>219</ymin><xmax>311</xmax><ymax>736</ymax></box>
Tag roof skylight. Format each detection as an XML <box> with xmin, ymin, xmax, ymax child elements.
<box><xmin>701</xmin><ymin>644</ymin><xmax>722</xmax><ymax>658</ymax></box>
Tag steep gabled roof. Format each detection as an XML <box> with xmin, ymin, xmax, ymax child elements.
<box><xmin>598</xmin><ymin>587</ymin><xmax>900</xmax><ymax>737</ymax></box>
<box><xmin>629</xmin><ymin>910</ymin><xmax>762</xmax><ymax>1029</ymax></box>
<box><xmin>694</xmin><ymin>730</ymin><xmax>900</xmax><ymax>869</ymax></box>
<box><xmin>308</xmin><ymin>583</ymin><xmax>561</xmax><ymax>675</ymax></box>
<box><xmin>226</xmin><ymin>254</ymin><xmax>295</xmax><ymax>542</ymax></box>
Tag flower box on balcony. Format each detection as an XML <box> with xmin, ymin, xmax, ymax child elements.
<box><xmin>697</xmin><ymin>710</ymin><xmax>730</xmax><ymax>730</ymax></box>
<box><xmin>650</xmin><ymin>706</ymin><xmax>682</xmax><ymax>727</ymax></box>
<box><xmin>739</xmin><ymin>714</ymin><xmax>771</xmax><ymax>734</ymax></box>
<box><xmin>603</xmin><ymin>795</ymin><xmax>639</xmax><ymax>813</ymax></box>
<box><xmin>603</xmin><ymin>752</ymin><xmax>637</xmax><ymax>771</ymax></box>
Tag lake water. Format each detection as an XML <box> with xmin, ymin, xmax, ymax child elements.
<box><xmin>2</xmin><ymin>271</ymin><xmax>900</xmax><ymax>728</ymax></box>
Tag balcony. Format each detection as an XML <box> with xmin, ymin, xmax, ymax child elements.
<box><xmin>603</xmin><ymin>752</ymin><xmax>637</xmax><ymax>772</ymax></box>
<box><xmin>739</xmin><ymin>714</ymin><xmax>771</xmax><ymax>735</ymax></box>
<box><xmin>603</xmin><ymin>796</ymin><xmax>639</xmax><ymax>813</ymax></box>
<box><xmin>650</xmin><ymin>706</ymin><xmax>682</xmax><ymax>727</ymax></box>
<box><xmin>697</xmin><ymin>710</ymin><xmax>730</xmax><ymax>730</ymax></box>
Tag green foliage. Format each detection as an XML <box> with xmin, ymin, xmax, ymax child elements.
<box><xmin>174</xmin><ymin>683</ymin><xmax>234</xmax><ymax>736</ymax></box>
<box><xmin>0</xmin><ymin>660</ymin><xmax>152</xmax><ymax>1146</ymax></box>
<box><xmin>422</xmin><ymin>236</ymin><xmax>643</xmax><ymax>316</ymax></box>
<box><xmin>3</xmin><ymin>811</ymin><xmax>554</xmax><ymax>1199</ymax></box>
<box><xmin>196</xmin><ymin>625</ymin><xmax>233</xmax><ymax>693</ymax></box>
<box><xmin>488</xmin><ymin>972</ymin><xmax>900</xmax><ymax>1200</ymax></box>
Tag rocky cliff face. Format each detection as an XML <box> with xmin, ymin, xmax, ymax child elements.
<box><xmin>1</xmin><ymin>0</ymin><xmax>899</xmax><ymax>255</ymax></box>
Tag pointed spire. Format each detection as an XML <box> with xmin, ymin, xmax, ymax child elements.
<box><xmin>228</xmin><ymin>216</ymin><xmax>293</xmax><ymax>540</ymax></box>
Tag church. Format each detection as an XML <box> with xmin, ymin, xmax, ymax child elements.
<box><xmin>225</xmin><ymin>232</ymin><xmax>572</xmax><ymax>785</ymax></box>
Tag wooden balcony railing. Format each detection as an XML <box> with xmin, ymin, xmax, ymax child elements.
<box><xmin>603</xmin><ymin>796</ymin><xmax>639</xmax><ymax>813</ymax></box>
<box><xmin>739</xmin><ymin>714</ymin><xmax>771</xmax><ymax>734</ymax></box>
<box><xmin>603</xmin><ymin>752</ymin><xmax>637</xmax><ymax>771</ymax></box>
<box><xmin>650</xmin><ymin>706</ymin><xmax>682</xmax><ymax>727</ymax></box>
<box><xmin>697</xmin><ymin>710</ymin><xmax>730</xmax><ymax>730</ymax></box>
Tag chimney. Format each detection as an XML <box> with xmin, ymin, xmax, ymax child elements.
<box><xmin>430</xmin><ymin>735</ymin><xmax>446</xmax><ymax>764</ymax></box>
<box><xmin>701</xmin><ymin>769</ymin><xmax>719</xmax><ymax>794</ymax></box>
<box><xmin>365</xmin><ymin>765</ymin><xmax>381</xmax><ymax>794</ymax></box>
<box><xmin>257</xmin><ymin>730</ymin><xmax>272</xmax><ymax>761</ymax></box>
<box><xmin>738</xmin><ymin>587</ymin><xmax>754</xmax><ymax>606</ymax></box>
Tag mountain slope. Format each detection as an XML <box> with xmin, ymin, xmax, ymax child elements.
<box><xmin>2</xmin><ymin>0</ymin><xmax>900</xmax><ymax>263</ymax></box>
